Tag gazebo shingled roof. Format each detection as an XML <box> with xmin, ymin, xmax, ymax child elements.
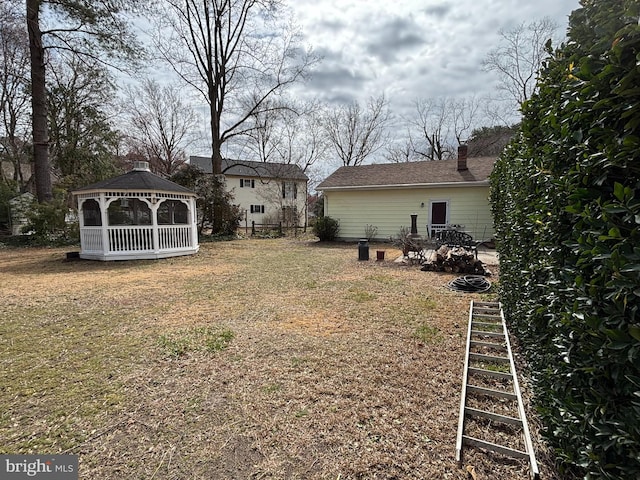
<box><xmin>75</xmin><ymin>168</ymin><xmax>194</xmax><ymax>194</ymax></box>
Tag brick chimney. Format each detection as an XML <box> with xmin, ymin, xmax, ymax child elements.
<box><xmin>457</xmin><ymin>144</ymin><xmax>468</xmax><ymax>171</ymax></box>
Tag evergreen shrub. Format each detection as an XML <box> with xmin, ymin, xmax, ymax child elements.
<box><xmin>490</xmin><ymin>2</ymin><xmax>640</xmax><ymax>477</ymax></box>
<box><xmin>313</xmin><ymin>216</ymin><xmax>340</xmax><ymax>241</ymax></box>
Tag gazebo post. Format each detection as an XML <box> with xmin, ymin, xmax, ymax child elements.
<box><xmin>99</xmin><ymin>193</ymin><xmax>109</xmax><ymax>256</ymax></box>
<box><xmin>190</xmin><ymin>198</ymin><xmax>198</xmax><ymax>244</ymax></box>
<box><xmin>151</xmin><ymin>200</ymin><xmax>160</xmax><ymax>255</ymax></box>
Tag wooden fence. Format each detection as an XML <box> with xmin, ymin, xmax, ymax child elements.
<box><xmin>247</xmin><ymin>221</ymin><xmax>305</xmax><ymax>237</ymax></box>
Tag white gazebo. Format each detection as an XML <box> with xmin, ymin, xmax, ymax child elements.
<box><xmin>73</xmin><ymin>162</ymin><xmax>199</xmax><ymax>261</ymax></box>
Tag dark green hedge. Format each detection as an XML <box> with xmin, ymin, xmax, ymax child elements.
<box><xmin>489</xmin><ymin>1</ymin><xmax>640</xmax><ymax>478</ymax></box>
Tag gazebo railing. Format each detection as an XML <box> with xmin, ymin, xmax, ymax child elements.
<box><xmin>109</xmin><ymin>226</ymin><xmax>154</xmax><ymax>252</ymax></box>
<box><xmin>80</xmin><ymin>225</ymin><xmax>193</xmax><ymax>254</ymax></box>
<box><xmin>158</xmin><ymin>225</ymin><xmax>192</xmax><ymax>250</ymax></box>
<box><xmin>80</xmin><ymin>227</ymin><xmax>103</xmax><ymax>251</ymax></box>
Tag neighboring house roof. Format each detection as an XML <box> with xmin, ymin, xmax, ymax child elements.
<box><xmin>73</xmin><ymin>164</ymin><xmax>195</xmax><ymax>195</ymax></box>
<box><xmin>190</xmin><ymin>156</ymin><xmax>308</xmax><ymax>181</ymax></box>
<box><xmin>316</xmin><ymin>157</ymin><xmax>496</xmax><ymax>191</ymax></box>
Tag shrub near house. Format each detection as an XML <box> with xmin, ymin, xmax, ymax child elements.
<box><xmin>313</xmin><ymin>216</ymin><xmax>340</xmax><ymax>241</ymax></box>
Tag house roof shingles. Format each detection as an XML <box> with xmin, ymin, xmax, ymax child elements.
<box><xmin>316</xmin><ymin>157</ymin><xmax>496</xmax><ymax>190</ymax></box>
<box><xmin>190</xmin><ymin>156</ymin><xmax>308</xmax><ymax>181</ymax></box>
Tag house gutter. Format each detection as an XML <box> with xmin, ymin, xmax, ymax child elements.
<box><xmin>317</xmin><ymin>180</ymin><xmax>490</xmax><ymax>192</ymax></box>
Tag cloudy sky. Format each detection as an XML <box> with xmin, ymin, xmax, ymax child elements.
<box><xmin>287</xmin><ymin>0</ymin><xmax>580</xmax><ymax>115</ymax></box>
<box><xmin>175</xmin><ymin>0</ymin><xmax>582</xmax><ymax>161</ymax></box>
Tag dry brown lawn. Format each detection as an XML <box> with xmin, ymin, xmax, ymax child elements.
<box><xmin>0</xmin><ymin>238</ymin><xmax>559</xmax><ymax>479</ymax></box>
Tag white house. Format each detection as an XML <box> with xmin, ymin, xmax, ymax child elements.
<box><xmin>190</xmin><ymin>156</ymin><xmax>309</xmax><ymax>228</ymax></box>
<box><xmin>316</xmin><ymin>146</ymin><xmax>496</xmax><ymax>242</ymax></box>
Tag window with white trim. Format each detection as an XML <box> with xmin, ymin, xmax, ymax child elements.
<box><xmin>240</xmin><ymin>178</ymin><xmax>255</xmax><ymax>188</ymax></box>
<box><xmin>250</xmin><ymin>205</ymin><xmax>265</xmax><ymax>214</ymax></box>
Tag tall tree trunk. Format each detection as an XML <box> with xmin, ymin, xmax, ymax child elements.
<box><xmin>210</xmin><ymin>98</ymin><xmax>222</xmax><ymax>175</ymax></box>
<box><xmin>210</xmin><ymin>106</ymin><xmax>223</xmax><ymax>233</ymax></box>
<box><xmin>26</xmin><ymin>0</ymin><xmax>52</xmax><ymax>203</ymax></box>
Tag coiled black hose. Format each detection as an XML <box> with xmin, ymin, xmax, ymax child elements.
<box><xmin>447</xmin><ymin>275</ymin><xmax>491</xmax><ymax>293</ymax></box>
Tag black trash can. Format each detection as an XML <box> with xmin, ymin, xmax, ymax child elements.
<box><xmin>358</xmin><ymin>239</ymin><xmax>369</xmax><ymax>261</ymax></box>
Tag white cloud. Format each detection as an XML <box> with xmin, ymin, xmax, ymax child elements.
<box><xmin>290</xmin><ymin>0</ymin><xmax>580</xmax><ymax>115</ymax></box>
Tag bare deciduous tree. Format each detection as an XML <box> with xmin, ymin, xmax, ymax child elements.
<box><xmin>240</xmin><ymin>98</ymin><xmax>327</xmax><ymax>174</ymax></box>
<box><xmin>0</xmin><ymin>3</ymin><xmax>31</xmax><ymax>189</ymax></box>
<box><xmin>277</xmin><ymin>107</ymin><xmax>328</xmax><ymax>174</ymax></box>
<box><xmin>323</xmin><ymin>95</ymin><xmax>390</xmax><ymax>166</ymax></box>
<box><xmin>409</xmin><ymin>96</ymin><xmax>481</xmax><ymax>161</ymax></box>
<box><xmin>155</xmin><ymin>0</ymin><xmax>317</xmax><ymax>176</ymax></box>
<box><xmin>122</xmin><ymin>79</ymin><xmax>199</xmax><ymax>177</ymax></box>
<box><xmin>412</xmin><ymin>98</ymin><xmax>451</xmax><ymax>160</ymax></box>
<box><xmin>451</xmin><ymin>96</ymin><xmax>480</xmax><ymax>145</ymax></box>
<box><xmin>239</xmin><ymin>96</ymin><xmax>284</xmax><ymax>164</ymax></box>
<box><xmin>482</xmin><ymin>17</ymin><xmax>559</xmax><ymax>107</ymax></box>
<box><xmin>385</xmin><ymin>128</ymin><xmax>419</xmax><ymax>163</ymax></box>
<box><xmin>25</xmin><ymin>0</ymin><xmax>144</xmax><ymax>202</ymax></box>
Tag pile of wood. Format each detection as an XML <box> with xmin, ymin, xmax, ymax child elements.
<box><xmin>421</xmin><ymin>245</ymin><xmax>491</xmax><ymax>276</ymax></box>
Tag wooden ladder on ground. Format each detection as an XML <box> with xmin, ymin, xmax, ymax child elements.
<box><xmin>455</xmin><ymin>300</ymin><xmax>540</xmax><ymax>479</ymax></box>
